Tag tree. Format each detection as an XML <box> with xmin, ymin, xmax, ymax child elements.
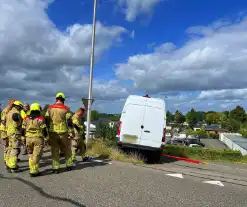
<box><xmin>205</xmin><ymin>112</ymin><xmax>221</xmax><ymax>125</ymax></box>
<box><xmin>196</xmin><ymin>111</ymin><xmax>205</xmax><ymax>122</ymax></box>
<box><xmin>223</xmin><ymin>110</ymin><xmax>229</xmax><ymax>118</ymax></box>
<box><xmin>41</xmin><ymin>104</ymin><xmax>49</xmax><ymax>116</ymax></box>
<box><xmin>220</xmin><ymin>118</ymin><xmax>240</xmax><ymax>132</ymax></box>
<box><xmin>166</xmin><ymin>111</ymin><xmax>173</xmax><ymax>123</ymax></box>
<box><xmin>186</xmin><ymin>108</ymin><xmax>197</xmax><ymax>128</ymax></box>
<box><xmin>91</xmin><ymin>110</ymin><xmax>100</xmax><ymax>121</ymax></box>
<box><xmin>174</xmin><ymin>110</ymin><xmax>185</xmax><ymax>124</ymax></box>
<box><xmin>230</xmin><ymin>105</ymin><xmax>247</xmax><ymax>123</ymax></box>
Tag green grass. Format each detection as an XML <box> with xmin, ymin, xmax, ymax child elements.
<box><xmin>86</xmin><ymin>140</ymin><xmax>144</xmax><ymax>164</ymax></box>
<box><xmin>163</xmin><ymin>144</ymin><xmax>247</xmax><ymax>164</ymax></box>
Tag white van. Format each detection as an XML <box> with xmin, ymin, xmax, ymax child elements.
<box><xmin>117</xmin><ymin>95</ymin><xmax>166</xmax><ymax>161</ymax></box>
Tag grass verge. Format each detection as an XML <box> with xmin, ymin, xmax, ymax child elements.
<box><xmin>163</xmin><ymin>144</ymin><xmax>247</xmax><ymax>164</ymax></box>
<box><xmin>86</xmin><ymin>140</ymin><xmax>145</xmax><ymax>164</ymax></box>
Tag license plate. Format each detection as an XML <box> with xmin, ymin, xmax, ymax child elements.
<box><xmin>123</xmin><ymin>136</ymin><xmax>137</xmax><ymax>143</ymax></box>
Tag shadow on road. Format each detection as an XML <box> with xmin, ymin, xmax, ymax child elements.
<box><xmin>16</xmin><ymin>152</ymin><xmax>109</xmax><ymax>175</ymax></box>
<box><xmin>39</xmin><ymin>158</ymin><xmax>110</xmax><ymax>176</ymax></box>
<box><xmin>0</xmin><ymin>173</ymin><xmax>86</xmax><ymax>207</ymax></box>
<box><xmin>158</xmin><ymin>155</ymin><xmax>178</xmax><ymax>164</ymax></box>
<box><xmin>121</xmin><ymin>148</ymin><xmax>177</xmax><ymax>164</ymax></box>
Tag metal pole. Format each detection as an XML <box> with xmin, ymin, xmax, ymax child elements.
<box><xmin>86</xmin><ymin>0</ymin><xmax>97</xmax><ymax>145</ymax></box>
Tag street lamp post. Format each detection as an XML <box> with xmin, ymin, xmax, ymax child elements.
<box><xmin>85</xmin><ymin>0</ymin><xmax>97</xmax><ymax>145</ymax></box>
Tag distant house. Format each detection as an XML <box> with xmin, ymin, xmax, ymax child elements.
<box><xmin>193</xmin><ymin>120</ymin><xmax>207</xmax><ymax>131</ymax></box>
<box><xmin>173</xmin><ymin>127</ymin><xmax>180</xmax><ymax>132</ymax></box>
<box><xmin>205</xmin><ymin>124</ymin><xmax>229</xmax><ymax>134</ymax></box>
<box><xmin>193</xmin><ymin>125</ymin><xmax>201</xmax><ymax>131</ymax></box>
<box><xmin>183</xmin><ymin>122</ymin><xmax>189</xmax><ymax>126</ymax></box>
<box><xmin>166</xmin><ymin>125</ymin><xmax>172</xmax><ymax>130</ymax></box>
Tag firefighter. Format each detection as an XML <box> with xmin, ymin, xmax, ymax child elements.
<box><xmin>22</xmin><ymin>103</ymin><xmax>48</xmax><ymax>177</ymax></box>
<box><xmin>20</xmin><ymin>103</ymin><xmax>30</xmax><ymax>155</ymax></box>
<box><xmin>0</xmin><ymin>98</ymin><xmax>15</xmax><ymax>167</ymax></box>
<box><xmin>5</xmin><ymin>100</ymin><xmax>23</xmax><ymax>172</ymax></box>
<box><xmin>45</xmin><ymin>92</ymin><xmax>73</xmax><ymax>174</ymax></box>
<box><xmin>60</xmin><ymin>110</ymin><xmax>74</xmax><ymax>158</ymax></box>
<box><xmin>71</xmin><ymin>108</ymin><xmax>87</xmax><ymax>162</ymax></box>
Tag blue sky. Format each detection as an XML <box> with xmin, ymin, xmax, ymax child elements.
<box><xmin>47</xmin><ymin>0</ymin><xmax>247</xmax><ymax>77</ymax></box>
<box><xmin>1</xmin><ymin>0</ymin><xmax>247</xmax><ymax>114</ymax></box>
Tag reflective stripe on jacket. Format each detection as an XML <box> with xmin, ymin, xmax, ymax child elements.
<box><xmin>6</xmin><ymin>107</ymin><xmax>22</xmax><ymax>135</ymax></box>
<box><xmin>45</xmin><ymin>103</ymin><xmax>71</xmax><ymax>133</ymax></box>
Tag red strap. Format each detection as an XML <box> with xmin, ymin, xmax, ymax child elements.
<box><xmin>35</xmin><ymin>116</ymin><xmax>44</xmax><ymax>121</ymax></box>
<box><xmin>24</xmin><ymin>116</ymin><xmax>29</xmax><ymax>120</ymax></box>
<box><xmin>48</xmin><ymin>103</ymin><xmax>69</xmax><ymax>111</ymax></box>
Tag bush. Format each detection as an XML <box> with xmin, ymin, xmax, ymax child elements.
<box><xmin>240</xmin><ymin>130</ymin><xmax>247</xmax><ymax>138</ymax></box>
<box><xmin>95</xmin><ymin>123</ymin><xmax>118</xmax><ymax>142</ymax></box>
<box><xmin>163</xmin><ymin>144</ymin><xmax>242</xmax><ymax>161</ymax></box>
<box><xmin>186</xmin><ymin>128</ymin><xmax>208</xmax><ymax>138</ymax></box>
<box><xmin>208</xmin><ymin>133</ymin><xmax>219</xmax><ymax>139</ymax></box>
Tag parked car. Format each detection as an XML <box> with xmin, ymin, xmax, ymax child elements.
<box><xmin>185</xmin><ymin>138</ymin><xmax>205</xmax><ymax>147</ymax></box>
<box><xmin>116</xmin><ymin>95</ymin><xmax>166</xmax><ymax>162</ymax></box>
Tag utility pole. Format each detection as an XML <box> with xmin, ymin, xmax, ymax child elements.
<box><xmin>85</xmin><ymin>0</ymin><xmax>97</xmax><ymax>145</ymax></box>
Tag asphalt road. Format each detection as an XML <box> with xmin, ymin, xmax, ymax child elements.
<box><xmin>200</xmin><ymin>139</ymin><xmax>229</xmax><ymax>149</ymax></box>
<box><xmin>1</xmin><ymin>146</ymin><xmax>247</xmax><ymax>207</ymax></box>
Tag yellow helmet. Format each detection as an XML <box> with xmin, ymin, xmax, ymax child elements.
<box><xmin>13</xmin><ymin>100</ymin><xmax>23</xmax><ymax>108</ymax></box>
<box><xmin>32</xmin><ymin>102</ymin><xmax>40</xmax><ymax>107</ymax></box>
<box><xmin>30</xmin><ymin>103</ymin><xmax>40</xmax><ymax>111</ymax></box>
<box><xmin>56</xmin><ymin>92</ymin><xmax>65</xmax><ymax>100</ymax></box>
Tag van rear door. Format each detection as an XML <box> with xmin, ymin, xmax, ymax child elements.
<box><xmin>140</xmin><ymin>100</ymin><xmax>165</xmax><ymax>148</ymax></box>
<box><xmin>120</xmin><ymin>103</ymin><xmax>145</xmax><ymax>145</ymax></box>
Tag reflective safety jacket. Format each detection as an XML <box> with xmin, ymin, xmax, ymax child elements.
<box><xmin>45</xmin><ymin>103</ymin><xmax>72</xmax><ymax>133</ymax></box>
<box><xmin>22</xmin><ymin>115</ymin><xmax>47</xmax><ymax>138</ymax></box>
<box><xmin>6</xmin><ymin>107</ymin><xmax>22</xmax><ymax>135</ymax></box>
<box><xmin>21</xmin><ymin>110</ymin><xmax>30</xmax><ymax>119</ymax></box>
<box><xmin>0</xmin><ymin>107</ymin><xmax>8</xmax><ymax>131</ymax></box>
<box><xmin>72</xmin><ymin>113</ymin><xmax>85</xmax><ymax>136</ymax></box>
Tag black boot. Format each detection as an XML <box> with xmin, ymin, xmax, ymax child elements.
<box><xmin>9</xmin><ymin>165</ymin><xmax>19</xmax><ymax>173</ymax></box>
<box><xmin>52</xmin><ymin>169</ymin><xmax>60</xmax><ymax>174</ymax></box>
<box><xmin>66</xmin><ymin>166</ymin><xmax>73</xmax><ymax>171</ymax></box>
<box><xmin>30</xmin><ymin>172</ymin><xmax>41</xmax><ymax>177</ymax></box>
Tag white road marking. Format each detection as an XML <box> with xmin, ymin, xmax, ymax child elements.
<box><xmin>203</xmin><ymin>181</ymin><xmax>224</xmax><ymax>187</ymax></box>
<box><xmin>166</xmin><ymin>173</ymin><xmax>183</xmax><ymax>179</ymax></box>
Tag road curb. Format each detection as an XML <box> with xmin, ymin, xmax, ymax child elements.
<box><xmin>162</xmin><ymin>154</ymin><xmax>208</xmax><ymax>164</ymax></box>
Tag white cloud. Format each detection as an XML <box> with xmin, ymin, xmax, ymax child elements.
<box><xmin>115</xmin><ymin>16</ymin><xmax>247</xmax><ymax>94</ymax></box>
<box><xmin>198</xmin><ymin>89</ymin><xmax>247</xmax><ymax>100</ymax></box>
<box><xmin>118</xmin><ymin>0</ymin><xmax>161</xmax><ymax>22</ymax></box>
<box><xmin>155</xmin><ymin>43</ymin><xmax>176</xmax><ymax>53</ymax></box>
<box><xmin>0</xmin><ymin>0</ymin><xmax>129</xmax><ymax>110</ymax></box>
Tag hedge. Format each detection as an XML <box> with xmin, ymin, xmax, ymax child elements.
<box><xmin>163</xmin><ymin>144</ymin><xmax>242</xmax><ymax>161</ymax></box>
<box><xmin>208</xmin><ymin>133</ymin><xmax>220</xmax><ymax>139</ymax></box>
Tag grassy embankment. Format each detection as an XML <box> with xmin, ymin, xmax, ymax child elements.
<box><xmin>163</xmin><ymin>144</ymin><xmax>247</xmax><ymax>164</ymax></box>
<box><xmin>87</xmin><ymin>140</ymin><xmax>247</xmax><ymax>164</ymax></box>
<box><xmin>86</xmin><ymin>140</ymin><xmax>145</xmax><ymax>164</ymax></box>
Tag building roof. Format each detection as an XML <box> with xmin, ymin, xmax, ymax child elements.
<box><xmin>224</xmin><ymin>134</ymin><xmax>247</xmax><ymax>150</ymax></box>
<box><xmin>205</xmin><ymin>124</ymin><xmax>228</xmax><ymax>131</ymax></box>
<box><xmin>193</xmin><ymin>125</ymin><xmax>201</xmax><ymax>128</ymax></box>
